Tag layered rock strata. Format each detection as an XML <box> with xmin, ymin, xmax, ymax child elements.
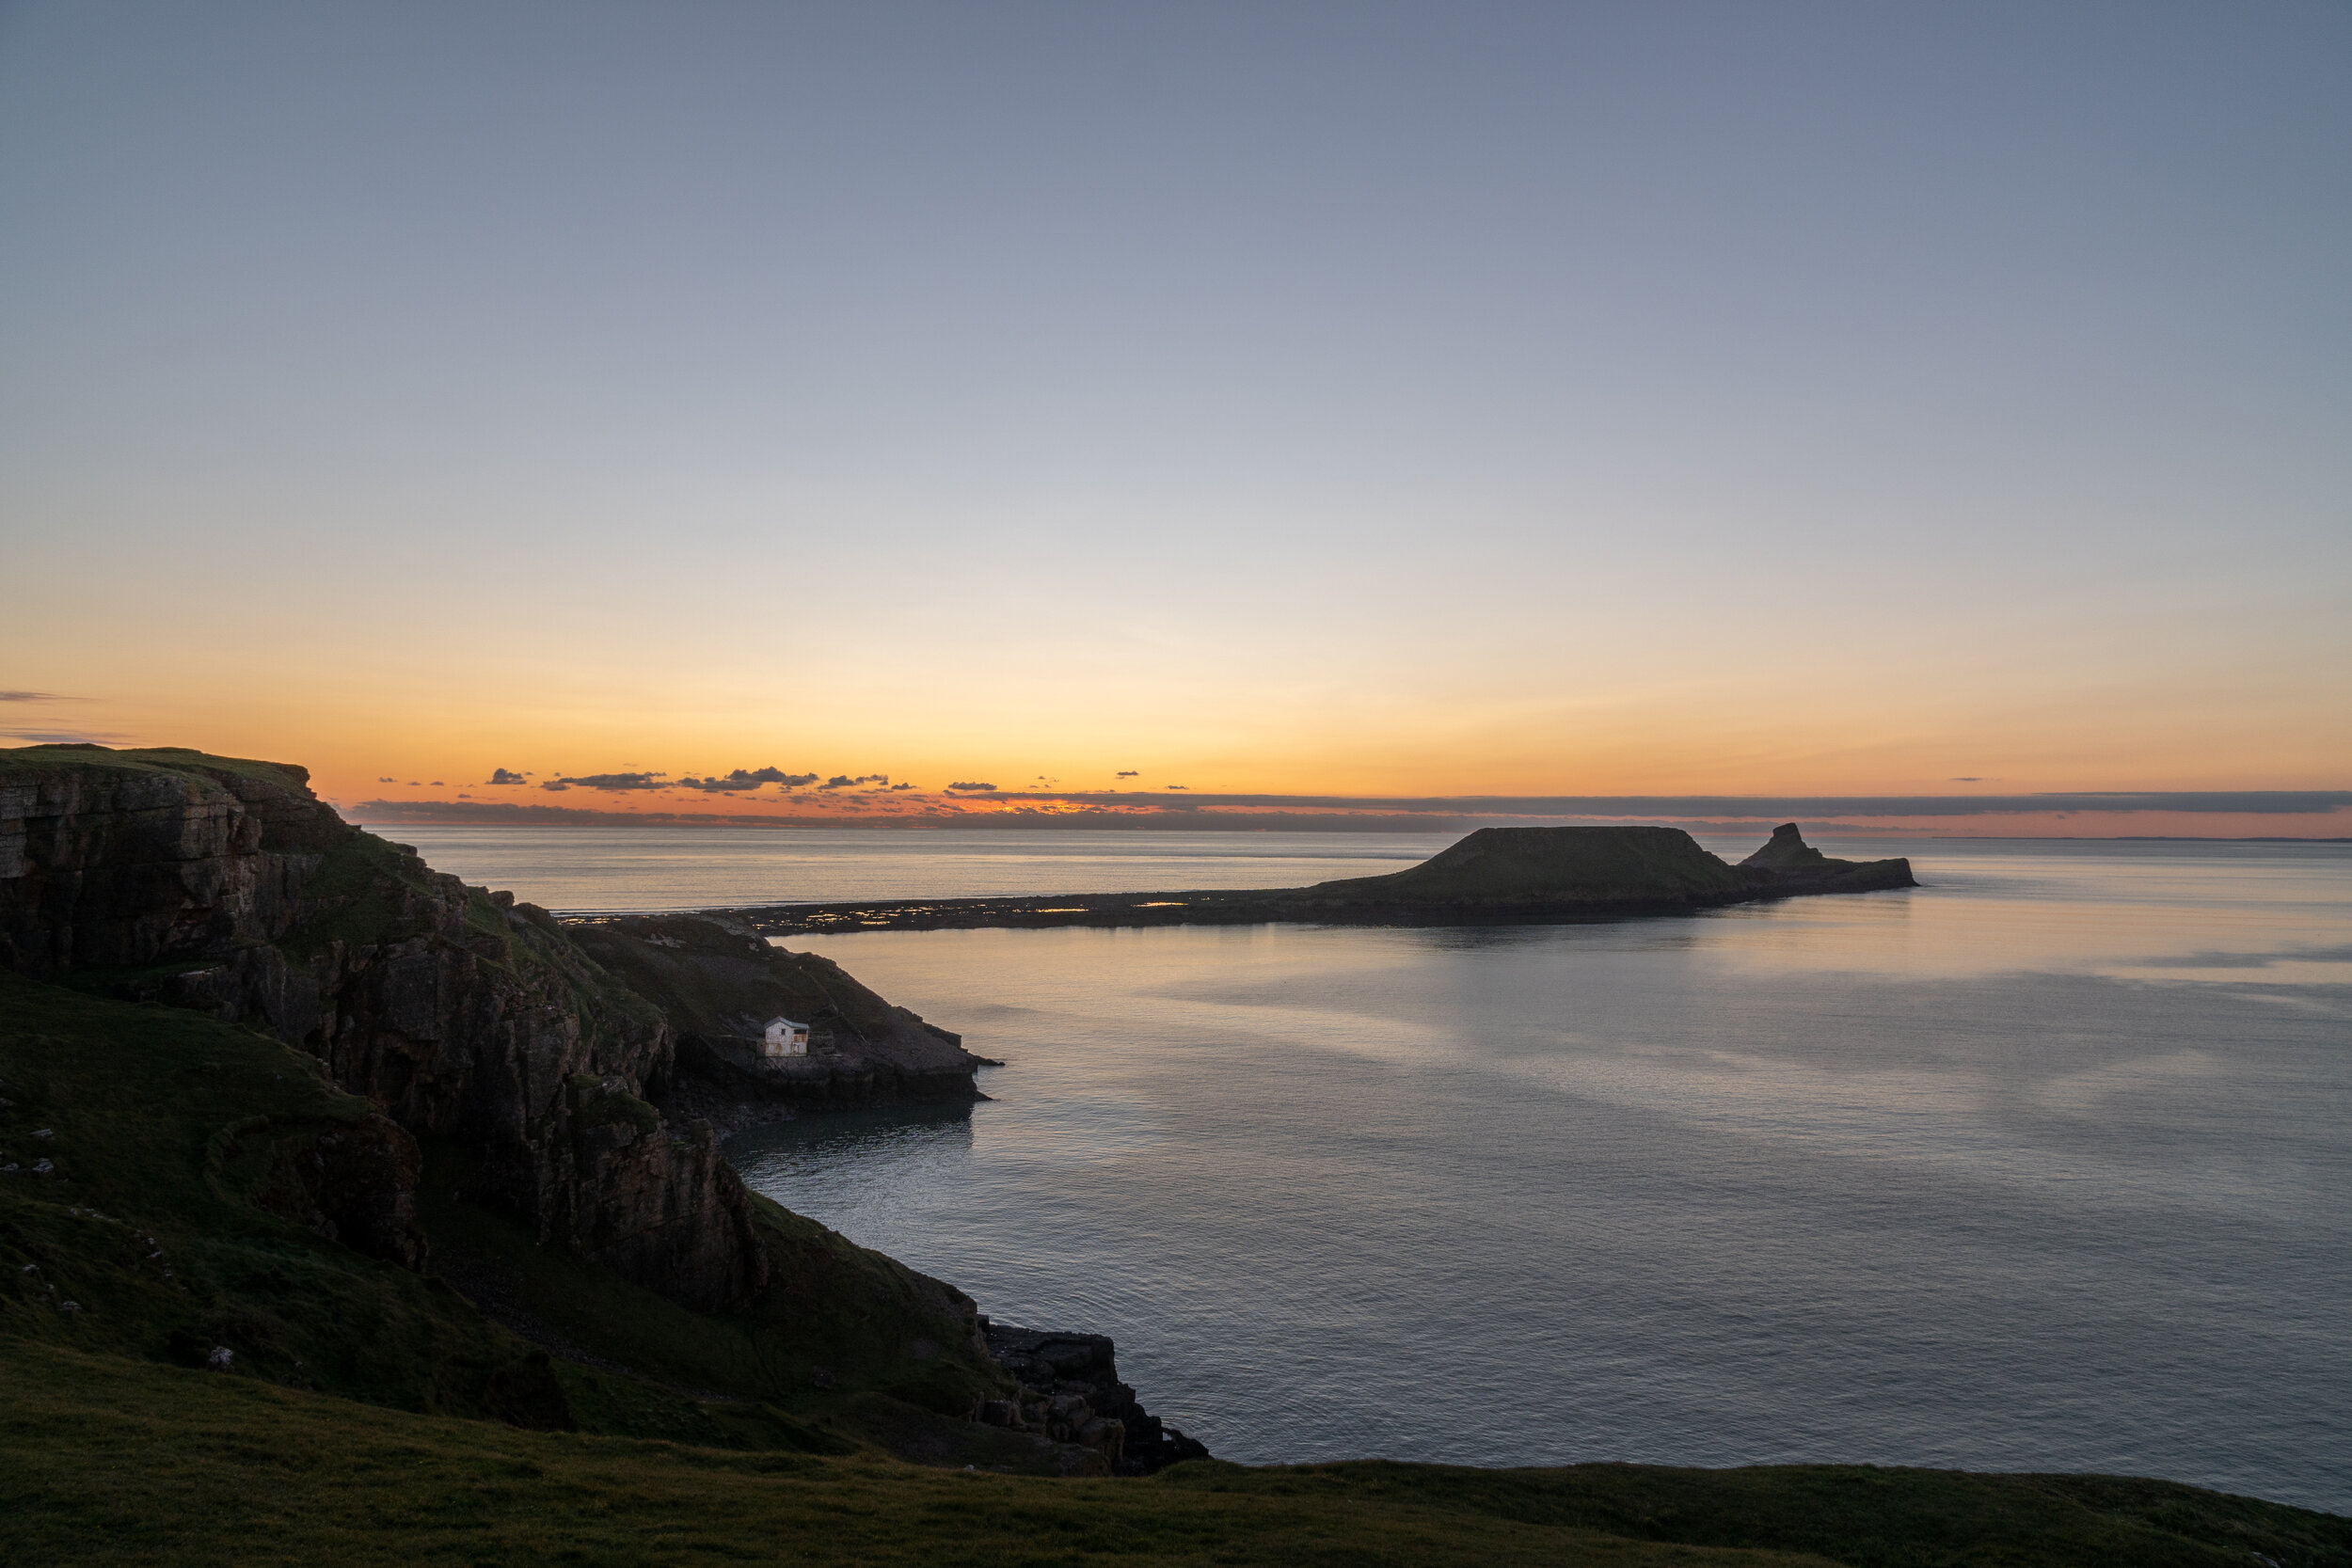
<box><xmin>564</xmin><ymin>914</ymin><xmax>987</xmax><ymax>1132</ymax></box>
<box><xmin>1</xmin><ymin>744</ymin><xmax>1208</xmax><ymax>1461</ymax></box>
<box><xmin>982</xmin><ymin>1323</ymin><xmax>1211</xmax><ymax>1476</ymax></box>
<box><xmin>0</xmin><ymin>746</ymin><xmax>764</xmax><ymax>1311</ymax></box>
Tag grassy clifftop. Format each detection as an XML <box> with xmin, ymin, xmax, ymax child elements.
<box><xmin>0</xmin><ymin>743</ymin><xmax>314</xmax><ymax>788</ymax></box>
<box><xmin>6</xmin><ymin>1336</ymin><xmax>2348</xmax><ymax>1567</ymax></box>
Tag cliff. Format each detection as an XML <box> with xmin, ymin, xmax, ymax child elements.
<box><xmin>982</xmin><ymin>1323</ymin><xmax>1211</xmax><ymax>1475</ymax></box>
<box><xmin>0</xmin><ymin>744</ymin><xmax>766</xmax><ymax>1310</ymax></box>
<box><xmin>564</xmin><ymin>914</ymin><xmax>987</xmax><ymax>1132</ymax></box>
<box><xmin>0</xmin><ymin>743</ymin><xmax>1029</xmax><ymax>1452</ymax></box>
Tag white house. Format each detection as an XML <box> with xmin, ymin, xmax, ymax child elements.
<box><xmin>761</xmin><ymin>1018</ymin><xmax>811</xmax><ymax>1057</ymax></box>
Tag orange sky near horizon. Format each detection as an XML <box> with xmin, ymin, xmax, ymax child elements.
<box><xmin>1</xmin><ymin>636</ymin><xmax>2344</xmax><ymax>839</ymax></box>
<box><xmin>2</xmin><ymin>5</ymin><xmax>2344</xmax><ymax>823</ymax></box>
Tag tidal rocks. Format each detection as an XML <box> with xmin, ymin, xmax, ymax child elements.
<box><xmin>984</xmin><ymin>1323</ymin><xmax>1210</xmax><ymax>1475</ymax></box>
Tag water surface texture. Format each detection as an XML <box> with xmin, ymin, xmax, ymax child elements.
<box><xmin>711</xmin><ymin>840</ymin><xmax>2351</xmax><ymax>1511</ymax></box>
<box><xmin>373</xmin><ymin>826</ymin><xmax>1452</xmax><ymax>911</ymax></box>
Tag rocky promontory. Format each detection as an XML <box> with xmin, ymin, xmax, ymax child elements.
<box><xmin>564</xmin><ymin>912</ymin><xmax>992</xmax><ymax>1132</ymax></box>
<box><xmin>0</xmin><ymin>744</ymin><xmax>765</xmax><ymax>1310</ymax></box>
<box><xmin>717</xmin><ymin>822</ymin><xmax>1916</xmax><ymax>937</ymax></box>
<box><xmin>0</xmin><ymin>743</ymin><xmax>1193</xmax><ymax>1470</ymax></box>
<box><xmin>981</xmin><ymin>1323</ymin><xmax>1211</xmax><ymax>1475</ymax></box>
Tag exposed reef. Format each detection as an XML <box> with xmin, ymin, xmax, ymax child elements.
<box><xmin>714</xmin><ymin>822</ymin><xmax>1916</xmax><ymax>937</ymax></box>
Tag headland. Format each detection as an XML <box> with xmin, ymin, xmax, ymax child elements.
<box><xmin>708</xmin><ymin>822</ymin><xmax>1916</xmax><ymax>936</ymax></box>
<box><xmin>5</xmin><ymin>744</ymin><xmax>2342</xmax><ymax>1566</ymax></box>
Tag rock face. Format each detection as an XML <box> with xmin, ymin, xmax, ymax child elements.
<box><xmin>247</xmin><ymin>1112</ymin><xmax>431</xmax><ymax>1271</ymax></box>
<box><xmin>1733</xmin><ymin>822</ymin><xmax>1916</xmax><ymax>893</ymax></box>
<box><xmin>565</xmin><ymin>914</ymin><xmax>987</xmax><ymax>1131</ymax></box>
<box><xmin>0</xmin><ymin>746</ymin><xmax>766</xmax><ymax>1311</ymax></box>
<box><xmin>982</xmin><ymin>1323</ymin><xmax>1210</xmax><ymax>1476</ymax></box>
<box><xmin>1740</xmin><ymin>821</ymin><xmax>1829</xmax><ymax>869</ymax></box>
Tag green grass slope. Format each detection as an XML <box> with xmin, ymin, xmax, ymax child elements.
<box><xmin>0</xmin><ymin>972</ymin><xmax>564</xmax><ymax>1423</ymax></box>
<box><xmin>4</xmin><ymin>1338</ymin><xmax>2346</xmax><ymax>1567</ymax></box>
<box><xmin>0</xmin><ymin>974</ymin><xmax>1006</xmax><ymax>1458</ymax></box>
<box><xmin>413</xmin><ymin>1160</ymin><xmax>1013</xmax><ymax>1432</ymax></box>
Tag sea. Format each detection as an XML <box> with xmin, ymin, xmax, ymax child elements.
<box><xmin>387</xmin><ymin>826</ymin><xmax>2352</xmax><ymax>1513</ymax></box>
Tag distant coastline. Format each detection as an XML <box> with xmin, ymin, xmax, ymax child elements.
<box><xmin>342</xmin><ymin>789</ymin><xmax>2352</xmax><ymax>839</ymax></box>
<box><xmin>348</xmin><ymin>809</ymin><xmax>2352</xmax><ymax>846</ymax></box>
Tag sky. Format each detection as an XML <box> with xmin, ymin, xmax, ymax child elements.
<box><xmin>2</xmin><ymin>2</ymin><xmax>2346</xmax><ymax>833</ymax></box>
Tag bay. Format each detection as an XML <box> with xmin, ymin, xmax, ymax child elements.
<box><xmin>388</xmin><ymin>826</ymin><xmax>2352</xmax><ymax>1510</ymax></box>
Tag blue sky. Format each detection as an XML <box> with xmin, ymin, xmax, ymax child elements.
<box><xmin>2</xmin><ymin>1</ymin><xmax>2345</xmax><ymax>807</ymax></box>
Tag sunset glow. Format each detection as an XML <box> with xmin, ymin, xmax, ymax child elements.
<box><xmin>2</xmin><ymin>3</ymin><xmax>2344</xmax><ymax>832</ymax></box>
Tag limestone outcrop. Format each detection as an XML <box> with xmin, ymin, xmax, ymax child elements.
<box><xmin>564</xmin><ymin>913</ymin><xmax>987</xmax><ymax>1131</ymax></box>
<box><xmin>0</xmin><ymin>746</ymin><xmax>764</xmax><ymax>1311</ymax></box>
<box><xmin>981</xmin><ymin>1323</ymin><xmax>1210</xmax><ymax>1475</ymax></box>
<box><xmin>246</xmin><ymin>1110</ymin><xmax>430</xmax><ymax>1271</ymax></box>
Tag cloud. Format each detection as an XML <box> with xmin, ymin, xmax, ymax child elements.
<box><xmin>889</xmin><ymin>782</ymin><xmax>916</xmax><ymax>790</ymax></box>
<box><xmin>946</xmin><ymin>781</ymin><xmax>996</xmax><ymax>793</ymax></box>
<box><xmin>488</xmin><ymin>768</ymin><xmax>527</xmax><ymax>785</ymax></box>
<box><xmin>357</xmin><ymin>800</ymin><xmax>692</xmax><ymax>826</ymax></box>
<box><xmin>818</xmin><ymin>773</ymin><xmax>889</xmax><ymax>791</ymax></box>
<box><xmin>378</xmin><ymin>776</ymin><xmax>395</xmax><ymax>783</ymax></box>
<box><xmin>1165</xmin><ymin>784</ymin><xmax>1188</xmax><ymax>790</ymax></box>
<box><xmin>675</xmin><ymin>767</ymin><xmax>819</xmax><ymax>793</ymax></box>
<box><xmin>429</xmin><ymin>781</ymin><xmax>443</xmax><ymax>787</ymax></box>
<box><xmin>543</xmin><ymin>771</ymin><xmax>668</xmax><ymax>792</ymax></box>
<box><xmin>0</xmin><ymin>691</ymin><xmax>66</xmax><ymax>703</ymax></box>
<box><xmin>1117</xmin><ymin>770</ymin><xmax>1139</xmax><ymax>778</ymax></box>
<box><xmin>974</xmin><ymin>789</ymin><xmax>2352</xmax><ymax>817</ymax></box>
<box><xmin>6</xmin><ymin>731</ymin><xmax>122</xmax><ymax>745</ymax></box>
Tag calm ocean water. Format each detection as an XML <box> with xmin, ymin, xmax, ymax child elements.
<box><xmin>394</xmin><ymin>827</ymin><xmax>2351</xmax><ymax>1510</ymax></box>
<box><xmin>373</xmin><ymin>826</ymin><xmax>1454</xmax><ymax>911</ymax></box>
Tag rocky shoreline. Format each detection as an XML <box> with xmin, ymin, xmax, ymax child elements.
<box><xmin>980</xmin><ymin>1323</ymin><xmax>1211</xmax><ymax>1475</ymax></box>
